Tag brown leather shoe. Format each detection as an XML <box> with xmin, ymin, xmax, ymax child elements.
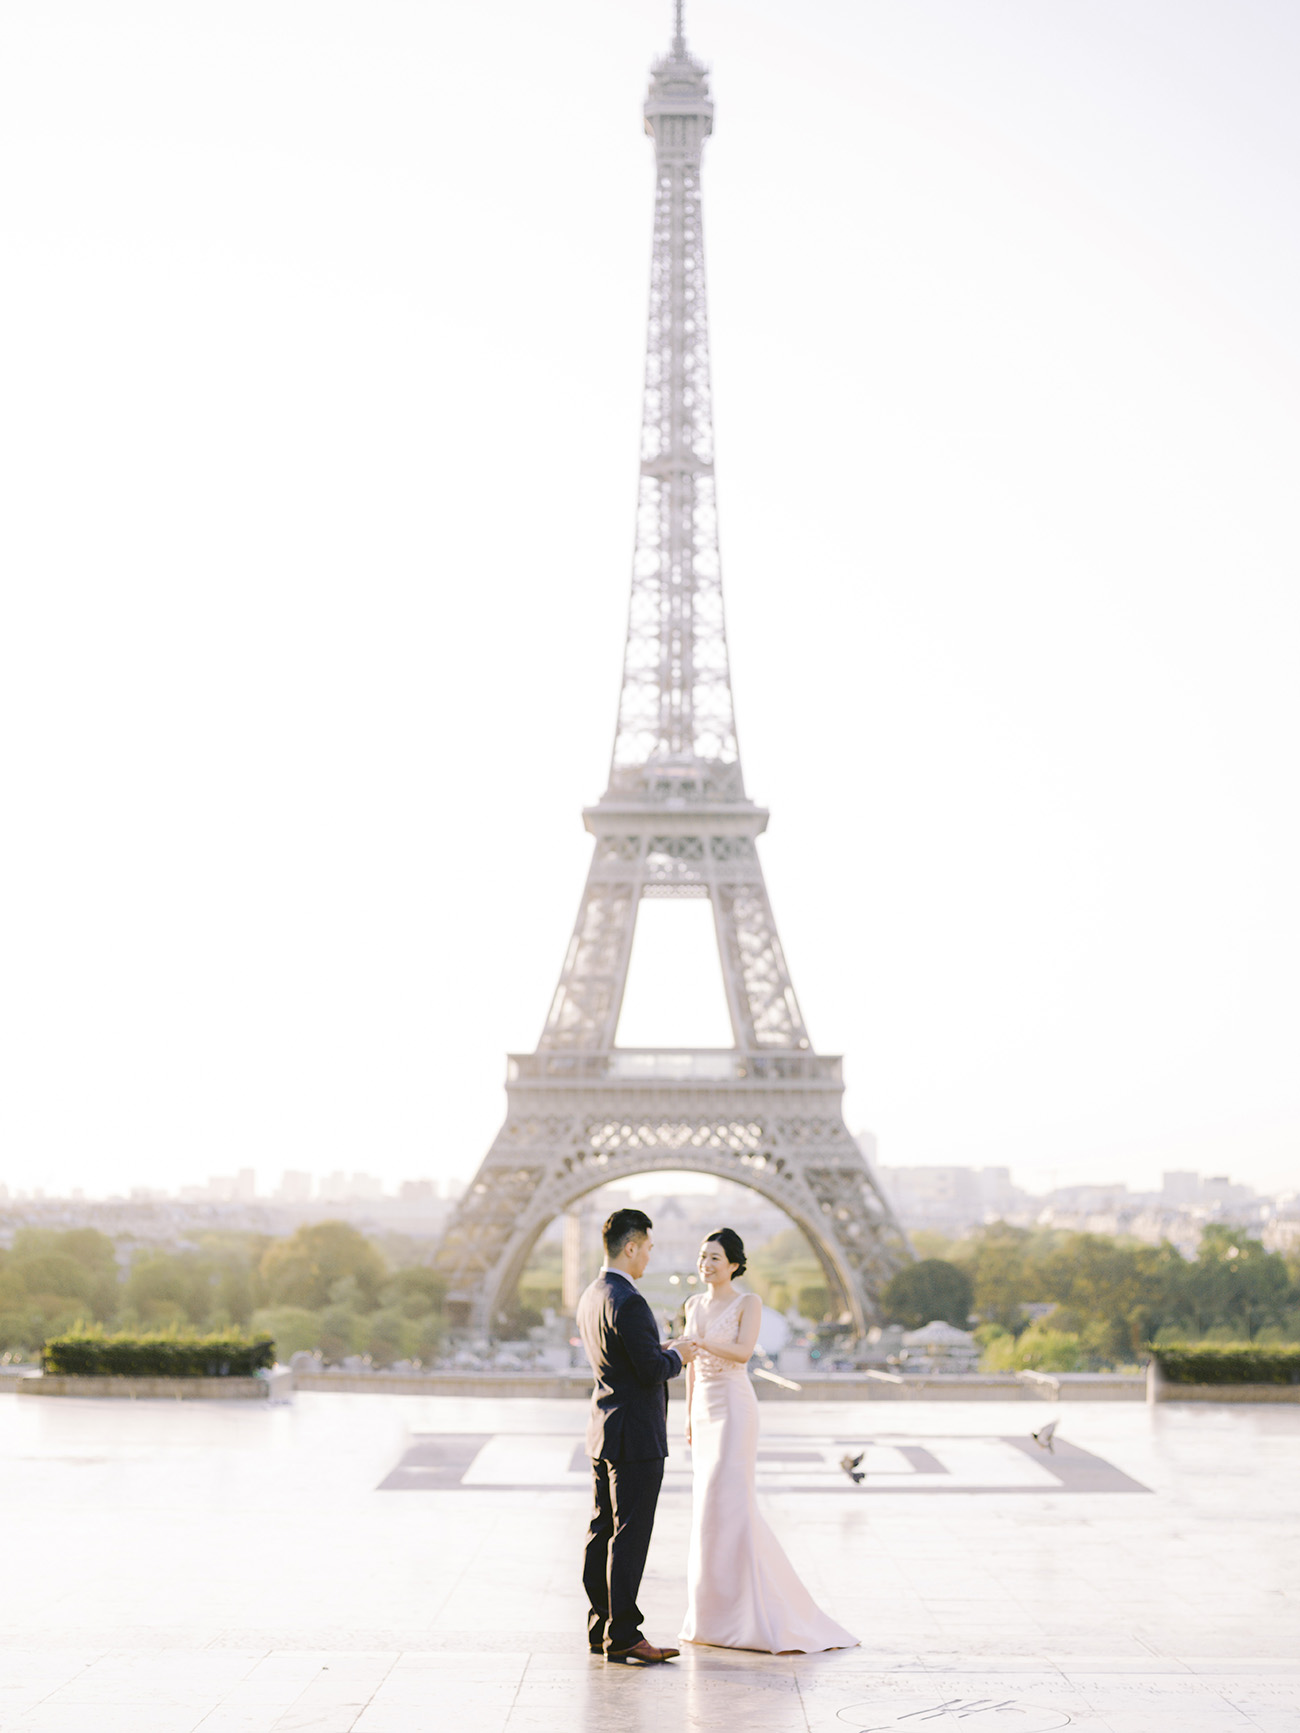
<box><xmin>607</xmin><ymin>1638</ymin><xmax>680</xmax><ymax>1665</ymax></box>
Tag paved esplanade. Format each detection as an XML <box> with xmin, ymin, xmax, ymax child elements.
<box><xmin>1</xmin><ymin>1390</ymin><xmax>1297</xmax><ymax>1731</ymax></box>
<box><xmin>434</xmin><ymin>6</ymin><xmax>908</xmax><ymax>1338</ymax></box>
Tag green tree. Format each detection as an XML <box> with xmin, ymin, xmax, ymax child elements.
<box><xmin>359</xmin><ymin>1308</ymin><xmax>414</xmax><ymax>1366</ymax></box>
<box><xmin>212</xmin><ymin>1260</ymin><xmax>254</xmax><ymax>1329</ymax></box>
<box><xmin>249</xmin><ymin>1305</ymin><xmax>323</xmax><ymax>1359</ymax></box>
<box><xmin>1174</xmin><ymin>1227</ymin><xmax>1291</xmax><ymax>1340</ymax></box>
<box><xmin>797</xmin><ymin>1284</ymin><xmax>831</xmax><ymax>1320</ymax></box>
<box><xmin>982</xmin><ymin>1323</ymin><xmax>1085</xmax><ymax>1373</ymax></box>
<box><xmin>0</xmin><ymin>1239</ymin><xmax>99</xmax><ymax>1351</ymax></box>
<box><xmin>51</xmin><ymin>1229</ymin><xmax>118</xmax><ymax>1280</ymax></box>
<box><xmin>259</xmin><ymin>1222</ymin><xmax>386</xmax><ymax>1311</ymax></box>
<box><xmin>122</xmin><ymin>1254</ymin><xmax>206</xmax><ymax>1328</ymax></box>
<box><xmin>379</xmin><ymin>1267</ymin><xmax>447</xmax><ymax>1318</ymax></box>
<box><xmin>1034</xmin><ymin>1233</ymin><xmax>1182</xmax><ymax>1361</ymax></box>
<box><xmin>317</xmin><ymin>1301</ymin><xmax>363</xmax><ymax>1362</ymax></box>
<box><xmin>745</xmin><ymin>1228</ymin><xmax>826</xmax><ymax>1315</ymax></box>
<box><xmin>882</xmin><ymin>1259</ymin><xmax>975</xmax><ymax>1330</ymax></box>
<box><xmin>7</xmin><ymin>1252</ymin><xmax>94</xmax><ymax>1308</ymax></box>
<box><xmin>952</xmin><ymin>1224</ymin><xmax>1037</xmax><ymax>1331</ymax></box>
<box><xmin>9</xmin><ymin>1227</ymin><xmax>121</xmax><ymax>1315</ymax></box>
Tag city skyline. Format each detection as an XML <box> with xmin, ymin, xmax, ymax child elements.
<box><xmin>1</xmin><ymin>1154</ymin><xmax>1289</xmax><ymax>1213</ymax></box>
<box><xmin>2</xmin><ymin>2</ymin><xmax>1298</xmax><ymax>1201</ymax></box>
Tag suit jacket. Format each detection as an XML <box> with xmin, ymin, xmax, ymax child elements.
<box><xmin>577</xmin><ymin>1269</ymin><xmax>683</xmax><ymax>1462</ymax></box>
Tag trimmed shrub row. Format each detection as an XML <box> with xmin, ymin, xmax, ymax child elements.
<box><xmin>43</xmin><ymin>1328</ymin><xmax>275</xmax><ymax>1378</ymax></box>
<box><xmin>1152</xmin><ymin>1344</ymin><xmax>1300</xmax><ymax>1385</ymax></box>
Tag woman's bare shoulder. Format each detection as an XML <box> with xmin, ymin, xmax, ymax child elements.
<box><xmin>738</xmin><ymin>1291</ymin><xmax>762</xmax><ymax>1313</ymax></box>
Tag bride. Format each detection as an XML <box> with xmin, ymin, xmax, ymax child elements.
<box><xmin>678</xmin><ymin>1228</ymin><xmax>857</xmax><ymax>1653</ymax></box>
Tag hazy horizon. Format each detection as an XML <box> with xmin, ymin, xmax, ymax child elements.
<box><xmin>0</xmin><ymin>1153</ymin><xmax>1280</xmax><ymax>1211</ymax></box>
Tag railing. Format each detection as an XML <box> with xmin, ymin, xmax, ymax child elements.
<box><xmin>609</xmin><ymin>1051</ymin><xmax>735</xmax><ymax>1080</ymax></box>
<box><xmin>506</xmin><ymin>1050</ymin><xmax>842</xmax><ymax>1084</ymax></box>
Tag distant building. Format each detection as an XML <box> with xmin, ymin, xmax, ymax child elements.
<box><xmin>1162</xmin><ymin>1170</ymin><xmax>1199</xmax><ymax>1206</ymax></box>
<box><xmin>1200</xmin><ymin>1175</ymin><xmax>1257</xmax><ymax>1213</ymax></box>
<box><xmin>196</xmin><ymin>1168</ymin><xmax>257</xmax><ymax>1203</ymax></box>
<box><xmin>316</xmin><ymin>1172</ymin><xmax>384</xmax><ymax>1202</ymax></box>
<box><xmin>874</xmin><ymin>1164</ymin><xmax>1027</xmax><ymax>1233</ymax></box>
<box><xmin>1263</xmin><ymin>1202</ymin><xmax>1300</xmax><ymax>1254</ymax></box>
<box><xmin>865</xmin><ymin>1159</ymin><xmax>1273</xmax><ymax>1247</ymax></box>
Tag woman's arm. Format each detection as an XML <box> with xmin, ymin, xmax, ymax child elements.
<box><xmin>698</xmin><ymin>1292</ymin><xmax>763</xmax><ymax>1364</ymax></box>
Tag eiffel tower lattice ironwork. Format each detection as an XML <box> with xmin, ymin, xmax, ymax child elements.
<box><xmin>435</xmin><ymin>10</ymin><xmax>910</xmax><ymax>1336</ymax></box>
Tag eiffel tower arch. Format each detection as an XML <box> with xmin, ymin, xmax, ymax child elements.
<box><xmin>435</xmin><ymin>9</ymin><xmax>911</xmax><ymax>1336</ymax></box>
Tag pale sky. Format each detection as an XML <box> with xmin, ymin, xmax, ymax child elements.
<box><xmin>2</xmin><ymin>2</ymin><xmax>1298</xmax><ymax>1201</ymax></box>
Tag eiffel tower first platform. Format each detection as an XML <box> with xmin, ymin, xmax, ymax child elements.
<box><xmin>436</xmin><ymin>7</ymin><xmax>910</xmax><ymax>1337</ymax></box>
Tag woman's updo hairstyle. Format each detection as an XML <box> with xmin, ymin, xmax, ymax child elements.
<box><xmin>705</xmin><ymin>1227</ymin><xmax>747</xmax><ymax>1278</ymax></box>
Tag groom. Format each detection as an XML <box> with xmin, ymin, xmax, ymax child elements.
<box><xmin>576</xmin><ymin>1207</ymin><xmax>697</xmax><ymax>1664</ymax></box>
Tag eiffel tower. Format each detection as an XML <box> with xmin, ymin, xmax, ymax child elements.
<box><xmin>436</xmin><ymin>6</ymin><xmax>910</xmax><ymax>1337</ymax></box>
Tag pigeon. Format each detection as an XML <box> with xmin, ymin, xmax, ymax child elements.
<box><xmin>839</xmin><ymin>1450</ymin><xmax>866</xmax><ymax>1484</ymax></box>
<box><xmin>1031</xmin><ymin>1419</ymin><xmax>1058</xmax><ymax>1454</ymax></box>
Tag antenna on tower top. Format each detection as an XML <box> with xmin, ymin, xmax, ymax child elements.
<box><xmin>673</xmin><ymin>0</ymin><xmax>685</xmax><ymax>53</ymax></box>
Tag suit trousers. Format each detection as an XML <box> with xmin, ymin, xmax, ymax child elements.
<box><xmin>582</xmin><ymin>1456</ymin><xmax>665</xmax><ymax>1652</ymax></box>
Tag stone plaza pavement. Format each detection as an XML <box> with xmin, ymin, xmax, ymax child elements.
<box><xmin>0</xmin><ymin>1390</ymin><xmax>1296</xmax><ymax>1732</ymax></box>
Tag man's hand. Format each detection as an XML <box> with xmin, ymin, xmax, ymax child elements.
<box><xmin>670</xmin><ymin>1337</ymin><xmax>698</xmax><ymax>1364</ymax></box>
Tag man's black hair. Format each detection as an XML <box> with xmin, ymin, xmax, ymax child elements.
<box><xmin>604</xmin><ymin>1207</ymin><xmax>653</xmax><ymax>1259</ymax></box>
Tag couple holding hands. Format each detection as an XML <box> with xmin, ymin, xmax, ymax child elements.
<box><xmin>576</xmin><ymin>1207</ymin><xmax>856</xmax><ymax>1662</ymax></box>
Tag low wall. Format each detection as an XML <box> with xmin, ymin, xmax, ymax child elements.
<box><xmin>294</xmin><ymin>1371</ymin><xmax>591</xmax><ymax>1398</ymax></box>
<box><xmin>0</xmin><ymin>1369</ymin><xmax>41</xmax><ymax>1394</ymax></box>
<box><xmin>292</xmin><ymin>1369</ymin><xmax>1147</xmax><ymax>1401</ymax></box>
<box><xmin>752</xmin><ymin>1372</ymin><xmax>1146</xmax><ymax>1402</ymax></box>
<box><xmin>1145</xmin><ymin>1361</ymin><xmax>1300</xmax><ymax>1404</ymax></box>
<box><xmin>9</xmin><ymin>1367</ymin><xmax>1291</xmax><ymax>1403</ymax></box>
<box><xmin>17</xmin><ymin>1375</ymin><xmax>271</xmax><ymax>1400</ymax></box>
<box><xmin>1152</xmin><ymin>1382</ymin><xmax>1300</xmax><ymax>1404</ymax></box>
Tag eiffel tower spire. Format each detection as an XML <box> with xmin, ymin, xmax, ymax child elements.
<box><xmin>435</xmin><ymin>15</ymin><xmax>910</xmax><ymax>1337</ymax></box>
<box><xmin>609</xmin><ymin>9</ymin><xmax>737</xmax><ymax>804</ymax></box>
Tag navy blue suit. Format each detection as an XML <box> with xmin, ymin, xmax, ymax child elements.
<box><xmin>577</xmin><ymin>1269</ymin><xmax>683</xmax><ymax>1652</ymax></box>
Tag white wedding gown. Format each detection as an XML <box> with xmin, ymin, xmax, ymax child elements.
<box><xmin>678</xmin><ymin>1292</ymin><xmax>857</xmax><ymax>1653</ymax></box>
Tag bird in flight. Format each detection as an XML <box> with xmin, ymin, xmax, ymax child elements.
<box><xmin>839</xmin><ymin>1450</ymin><xmax>866</xmax><ymax>1484</ymax></box>
<box><xmin>1031</xmin><ymin>1419</ymin><xmax>1058</xmax><ymax>1453</ymax></box>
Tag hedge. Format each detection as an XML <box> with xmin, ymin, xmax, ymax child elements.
<box><xmin>1151</xmin><ymin>1344</ymin><xmax>1300</xmax><ymax>1386</ymax></box>
<box><xmin>42</xmin><ymin>1328</ymin><xmax>276</xmax><ymax>1378</ymax></box>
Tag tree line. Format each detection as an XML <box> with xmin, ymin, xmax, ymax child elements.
<box><xmin>0</xmin><ymin>1221</ymin><xmax>447</xmax><ymax>1365</ymax></box>
<box><xmin>6</xmin><ymin>1214</ymin><xmax>1297</xmax><ymax>1372</ymax></box>
<box><xmin>881</xmin><ymin>1222</ymin><xmax>1300</xmax><ymax>1370</ymax></box>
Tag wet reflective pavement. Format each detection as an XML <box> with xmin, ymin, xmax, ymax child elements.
<box><xmin>0</xmin><ymin>1392</ymin><xmax>1296</xmax><ymax>1730</ymax></box>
